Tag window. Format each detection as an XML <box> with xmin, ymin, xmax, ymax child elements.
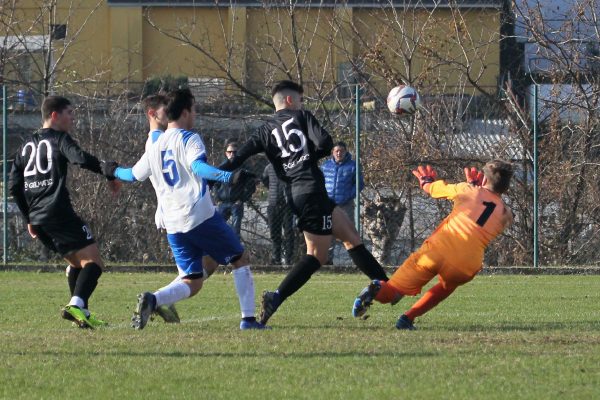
<box><xmin>51</xmin><ymin>25</ymin><xmax>66</xmax><ymax>40</ymax></box>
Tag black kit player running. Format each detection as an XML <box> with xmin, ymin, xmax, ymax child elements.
<box><xmin>221</xmin><ymin>81</ymin><xmax>389</xmax><ymax>325</ymax></box>
<box><xmin>9</xmin><ymin>101</ymin><xmax>116</xmax><ymax>329</ymax></box>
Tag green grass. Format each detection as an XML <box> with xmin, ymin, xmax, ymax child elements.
<box><xmin>1</xmin><ymin>272</ymin><xmax>599</xmax><ymax>400</ymax></box>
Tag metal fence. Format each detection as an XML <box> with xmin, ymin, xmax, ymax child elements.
<box><xmin>1</xmin><ymin>82</ymin><xmax>599</xmax><ymax>267</ymax></box>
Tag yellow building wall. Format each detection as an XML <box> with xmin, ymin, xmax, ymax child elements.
<box><xmin>245</xmin><ymin>7</ymin><xmax>339</xmax><ymax>89</ymax></box>
<box><xmin>1</xmin><ymin>1</ymin><xmax>112</xmax><ymax>93</ymax></box>
<box><xmin>141</xmin><ymin>7</ymin><xmax>231</xmax><ymax>79</ymax></box>
<box><xmin>352</xmin><ymin>8</ymin><xmax>500</xmax><ymax>92</ymax></box>
<box><xmin>4</xmin><ymin>2</ymin><xmax>501</xmax><ymax>96</ymax></box>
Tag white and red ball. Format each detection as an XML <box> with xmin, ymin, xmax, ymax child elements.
<box><xmin>386</xmin><ymin>85</ymin><xmax>421</xmax><ymax>116</ymax></box>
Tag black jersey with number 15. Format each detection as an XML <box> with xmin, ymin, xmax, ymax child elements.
<box><xmin>226</xmin><ymin>109</ymin><xmax>333</xmax><ymax>196</ymax></box>
<box><xmin>8</xmin><ymin>128</ymin><xmax>103</xmax><ymax>224</ymax></box>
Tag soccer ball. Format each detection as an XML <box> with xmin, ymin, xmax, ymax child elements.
<box><xmin>386</xmin><ymin>85</ymin><xmax>421</xmax><ymax>116</ymax></box>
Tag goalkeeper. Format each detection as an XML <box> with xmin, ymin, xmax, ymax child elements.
<box><xmin>352</xmin><ymin>160</ymin><xmax>513</xmax><ymax>330</ymax></box>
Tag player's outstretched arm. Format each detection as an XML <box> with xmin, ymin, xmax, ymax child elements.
<box><xmin>101</xmin><ymin>161</ymin><xmax>136</xmax><ymax>183</ymax></box>
<box><xmin>190</xmin><ymin>159</ymin><xmax>255</xmax><ymax>185</ymax></box>
<box><xmin>218</xmin><ymin>135</ymin><xmax>264</xmax><ymax>171</ymax></box>
<box><xmin>412</xmin><ymin>165</ymin><xmax>437</xmax><ymax>195</ymax></box>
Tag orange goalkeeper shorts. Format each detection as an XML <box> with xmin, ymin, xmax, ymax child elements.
<box><xmin>387</xmin><ymin>242</ymin><xmax>481</xmax><ymax>296</ymax></box>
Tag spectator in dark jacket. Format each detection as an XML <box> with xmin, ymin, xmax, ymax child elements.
<box><xmin>262</xmin><ymin>163</ymin><xmax>295</xmax><ymax>265</ymax></box>
<box><xmin>320</xmin><ymin>141</ymin><xmax>364</xmax><ymax>263</ymax></box>
<box><xmin>214</xmin><ymin>140</ymin><xmax>256</xmax><ymax>237</ymax></box>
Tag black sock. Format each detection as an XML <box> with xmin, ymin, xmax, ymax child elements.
<box><xmin>242</xmin><ymin>316</ymin><xmax>256</xmax><ymax>322</ymax></box>
<box><xmin>67</xmin><ymin>266</ymin><xmax>81</xmax><ymax>296</ymax></box>
<box><xmin>73</xmin><ymin>262</ymin><xmax>103</xmax><ymax>309</ymax></box>
<box><xmin>277</xmin><ymin>255</ymin><xmax>321</xmax><ymax>301</ymax></box>
<box><xmin>347</xmin><ymin>244</ymin><xmax>389</xmax><ymax>281</ymax></box>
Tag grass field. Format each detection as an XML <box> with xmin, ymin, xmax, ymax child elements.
<box><xmin>1</xmin><ymin>271</ymin><xmax>599</xmax><ymax>400</ymax></box>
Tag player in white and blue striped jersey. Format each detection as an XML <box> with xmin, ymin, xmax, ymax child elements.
<box><xmin>104</xmin><ymin>89</ymin><xmax>267</xmax><ymax>330</ymax></box>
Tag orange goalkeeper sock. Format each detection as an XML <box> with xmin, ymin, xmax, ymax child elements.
<box><xmin>404</xmin><ymin>282</ymin><xmax>455</xmax><ymax>321</ymax></box>
<box><xmin>375</xmin><ymin>280</ymin><xmax>403</xmax><ymax>304</ymax></box>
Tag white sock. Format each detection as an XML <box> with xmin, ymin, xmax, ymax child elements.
<box><xmin>233</xmin><ymin>265</ymin><xmax>255</xmax><ymax>318</ymax></box>
<box><xmin>153</xmin><ymin>280</ymin><xmax>191</xmax><ymax>307</ymax></box>
<box><xmin>157</xmin><ymin>275</ymin><xmax>183</xmax><ymax>305</ymax></box>
<box><xmin>68</xmin><ymin>296</ymin><xmax>85</xmax><ymax>309</ymax></box>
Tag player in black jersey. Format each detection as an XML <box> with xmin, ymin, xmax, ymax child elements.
<box><xmin>8</xmin><ymin>96</ymin><xmax>119</xmax><ymax>329</ymax></box>
<box><xmin>220</xmin><ymin>80</ymin><xmax>389</xmax><ymax>325</ymax></box>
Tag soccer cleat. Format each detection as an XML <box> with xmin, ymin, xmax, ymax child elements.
<box><xmin>396</xmin><ymin>314</ymin><xmax>417</xmax><ymax>330</ymax></box>
<box><xmin>131</xmin><ymin>292</ymin><xmax>157</xmax><ymax>330</ymax></box>
<box><xmin>240</xmin><ymin>319</ymin><xmax>271</xmax><ymax>330</ymax></box>
<box><xmin>87</xmin><ymin>313</ymin><xmax>108</xmax><ymax>328</ymax></box>
<box><xmin>259</xmin><ymin>291</ymin><xmax>281</xmax><ymax>325</ymax></box>
<box><xmin>61</xmin><ymin>305</ymin><xmax>92</xmax><ymax>329</ymax></box>
<box><xmin>352</xmin><ymin>280</ymin><xmax>381</xmax><ymax>318</ymax></box>
<box><xmin>155</xmin><ymin>304</ymin><xmax>180</xmax><ymax>324</ymax></box>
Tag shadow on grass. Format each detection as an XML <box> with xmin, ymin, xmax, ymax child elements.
<box><xmin>435</xmin><ymin>321</ymin><xmax>600</xmax><ymax>332</ymax></box>
<box><xmin>264</xmin><ymin>320</ymin><xmax>600</xmax><ymax>332</ymax></box>
<box><xmin>5</xmin><ymin>349</ymin><xmax>441</xmax><ymax>358</ymax></box>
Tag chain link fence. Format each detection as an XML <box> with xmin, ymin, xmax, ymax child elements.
<box><xmin>1</xmin><ymin>80</ymin><xmax>599</xmax><ymax>267</ymax></box>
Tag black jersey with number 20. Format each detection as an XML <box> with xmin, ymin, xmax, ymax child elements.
<box><xmin>8</xmin><ymin>128</ymin><xmax>103</xmax><ymax>224</ymax></box>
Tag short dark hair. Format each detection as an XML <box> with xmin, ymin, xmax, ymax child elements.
<box><xmin>483</xmin><ymin>159</ymin><xmax>513</xmax><ymax>194</ymax></box>
<box><xmin>142</xmin><ymin>93</ymin><xmax>168</xmax><ymax>114</ymax></box>
<box><xmin>225</xmin><ymin>140</ymin><xmax>238</xmax><ymax>150</ymax></box>
<box><xmin>166</xmin><ymin>88</ymin><xmax>194</xmax><ymax>121</ymax></box>
<box><xmin>41</xmin><ymin>96</ymin><xmax>71</xmax><ymax>120</ymax></box>
<box><xmin>334</xmin><ymin>141</ymin><xmax>347</xmax><ymax>149</ymax></box>
<box><xmin>271</xmin><ymin>80</ymin><xmax>304</xmax><ymax>97</ymax></box>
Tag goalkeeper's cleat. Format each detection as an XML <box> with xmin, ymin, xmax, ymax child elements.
<box><xmin>259</xmin><ymin>291</ymin><xmax>281</xmax><ymax>325</ymax></box>
<box><xmin>61</xmin><ymin>305</ymin><xmax>92</xmax><ymax>329</ymax></box>
<box><xmin>396</xmin><ymin>314</ymin><xmax>417</xmax><ymax>330</ymax></box>
<box><xmin>87</xmin><ymin>313</ymin><xmax>108</xmax><ymax>328</ymax></box>
<box><xmin>131</xmin><ymin>292</ymin><xmax>157</xmax><ymax>330</ymax></box>
<box><xmin>240</xmin><ymin>319</ymin><xmax>271</xmax><ymax>330</ymax></box>
<box><xmin>352</xmin><ymin>280</ymin><xmax>381</xmax><ymax>318</ymax></box>
<box><xmin>155</xmin><ymin>304</ymin><xmax>180</xmax><ymax>324</ymax></box>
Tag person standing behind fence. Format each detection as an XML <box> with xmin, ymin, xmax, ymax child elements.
<box><xmin>262</xmin><ymin>163</ymin><xmax>295</xmax><ymax>265</ymax></box>
<box><xmin>213</xmin><ymin>140</ymin><xmax>255</xmax><ymax>237</ymax></box>
<box><xmin>321</xmin><ymin>142</ymin><xmax>364</xmax><ymax>264</ymax></box>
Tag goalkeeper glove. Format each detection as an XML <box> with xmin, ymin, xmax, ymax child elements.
<box><xmin>412</xmin><ymin>165</ymin><xmax>437</xmax><ymax>188</ymax></box>
<box><xmin>464</xmin><ymin>167</ymin><xmax>484</xmax><ymax>186</ymax></box>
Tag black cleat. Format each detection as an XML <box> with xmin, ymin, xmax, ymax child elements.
<box><xmin>396</xmin><ymin>314</ymin><xmax>417</xmax><ymax>330</ymax></box>
<box><xmin>132</xmin><ymin>292</ymin><xmax>157</xmax><ymax>330</ymax></box>
<box><xmin>259</xmin><ymin>291</ymin><xmax>281</xmax><ymax>325</ymax></box>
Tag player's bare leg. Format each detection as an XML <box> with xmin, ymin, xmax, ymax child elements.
<box><xmin>331</xmin><ymin>206</ymin><xmax>388</xmax><ymax>281</ymax></box>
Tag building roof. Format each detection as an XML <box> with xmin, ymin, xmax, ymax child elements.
<box><xmin>447</xmin><ymin>119</ymin><xmax>525</xmax><ymax>161</ymax></box>
<box><xmin>108</xmin><ymin>0</ymin><xmax>503</xmax><ymax>8</ymax></box>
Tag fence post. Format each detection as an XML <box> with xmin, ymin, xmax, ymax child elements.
<box><xmin>354</xmin><ymin>84</ymin><xmax>361</xmax><ymax>236</ymax></box>
<box><xmin>533</xmin><ymin>84</ymin><xmax>539</xmax><ymax>268</ymax></box>
<box><xmin>2</xmin><ymin>84</ymin><xmax>8</xmax><ymax>265</ymax></box>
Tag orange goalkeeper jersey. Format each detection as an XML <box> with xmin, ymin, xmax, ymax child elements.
<box><xmin>425</xmin><ymin>181</ymin><xmax>512</xmax><ymax>270</ymax></box>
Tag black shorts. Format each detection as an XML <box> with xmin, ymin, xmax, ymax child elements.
<box><xmin>33</xmin><ymin>216</ymin><xmax>96</xmax><ymax>257</ymax></box>
<box><xmin>290</xmin><ymin>192</ymin><xmax>335</xmax><ymax>235</ymax></box>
